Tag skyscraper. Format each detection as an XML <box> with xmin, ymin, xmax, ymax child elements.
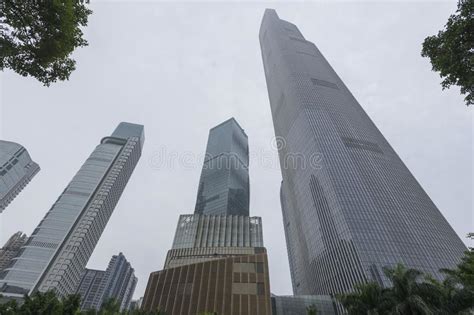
<box><xmin>76</xmin><ymin>253</ymin><xmax>137</xmax><ymax>312</ymax></box>
<box><xmin>101</xmin><ymin>253</ymin><xmax>138</xmax><ymax>312</ymax></box>
<box><xmin>0</xmin><ymin>232</ymin><xmax>28</xmax><ymax>271</ymax></box>
<box><xmin>143</xmin><ymin>119</ymin><xmax>272</xmax><ymax>315</ymax></box>
<box><xmin>0</xmin><ymin>140</ymin><xmax>40</xmax><ymax>212</ymax></box>
<box><xmin>76</xmin><ymin>269</ymin><xmax>106</xmax><ymax>310</ymax></box>
<box><xmin>194</xmin><ymin>118</ymin><xmax>249</xmax><ymax>216</ymax></box>
<box><xmin>259</xmin><ymin>9</ymin><xmax>467</xmax><ymax>296</ymax></box>
<box><xmin>0</xmin><ymin>122</ymin><xmax>144</xmax><ymax>299</ymax></box>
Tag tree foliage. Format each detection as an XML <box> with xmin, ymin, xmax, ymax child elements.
<box><xmin>421</xmin><ymin>0</ymin><xmax>474</xmax><ymax>106</ymax></box>
<box><xmin>338</xmin><ymin>282</ymin><xmax>390</xmax><ymax>315</ymax></box>
<box><xmin>0</xmin><ymin>291</ymin><xmax>81</xmax><ymax>315</ymax></box>
<box><xmin>0</xmin><ymin>0</ymin><xmax>92</xmax><ymax>85</ymax></box>
<box><xmin>0</xmin><ymin>292</ymin><xmax>162</xmax><ymax>315</ymax></box>
<box><xmin>306</xmin><ymin>304</ymin><xmax>318</xmax><ymax>315</ymax></box>
<box><xmin>1</xmin><ymin>235</ymin><xmax>473</xmax><ymax>315</ymax></box>
<box><xmin>337</xmin><ymin>236</ymin><xmax>474</xmax><ymax>315</ymax></box>
<box><xmin>99</xmin><ymin>298</ymin><xmax>121</xmax><ymax>315</ymax></box>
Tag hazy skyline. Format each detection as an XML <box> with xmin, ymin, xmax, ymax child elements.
<box><xmin>0</xmin><ymin>1</ymin><xmax>472</xmax><ymax>299</ymax></box>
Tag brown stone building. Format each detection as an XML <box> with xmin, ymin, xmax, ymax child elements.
<box><xmin>142</xmin><ymin>251</ymin><xmax>271</xmax><ymax>315</ymax></box>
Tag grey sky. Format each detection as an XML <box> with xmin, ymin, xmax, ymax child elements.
<box><xmin>0</xmin><ymin>1</ymin><xmax>472</xmax><ymax>300</ymax></box>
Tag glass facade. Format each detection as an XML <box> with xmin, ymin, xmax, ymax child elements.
<box><xmin>76</xmin><ymin>269</ymin><xmax>106</xmax><ymax>310</ymax></box>
<box><xmin>101</xmin><ymin>253</ymin><xmax>137</xmax><ymax>312</ymax></box>
<box><xmin>0</xmin><ymin>140</ymin><xmax>40</xmax><ymax>212</ymax></box>
<box><xmin>168</xmin><ymin>214</ymin><xmax>264</xmax><ymax>270</ymax></box>
<box><xmin>77</xmin><ymin>253</ymin><xmax>137</xmax><ymax>312</ymax></box>
<box><xmin>195</xmin><ymin>118</ymin><xmax>249</xmax><ymax>216</ymax></box>
<box><xmin>259</xmin><ymin>9</ymin><xmax>467</xmax><ymax>296</ymax></box>
<box><xmin>271</xmin><ymin>295</ymin><xmax>338</xmax><ymax>315</ymax></box>
<box><xmin>172</xmin><ymin>214</ymin><xmax>263</xmax><ymax>249</ymax></box>
<box><xmin>0</xmin><ymin>122</ymin><xmax>144</xmax><ymax>299</ymax></box>
<box><xmin>164</xmin><ymin>247</ymin><xmax>264</xmax><ymax>269</ymax></box>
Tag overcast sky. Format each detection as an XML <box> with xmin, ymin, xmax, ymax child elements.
<box><xmin>0</xmin><ymin>1</ymin><xmax>472</xmax><ymax>300</ymax></box>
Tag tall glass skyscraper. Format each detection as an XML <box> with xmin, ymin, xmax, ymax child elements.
<box><xmin>143</xmin><ymin>119</ymin><xmax>272</xmax><ymax>315</ymax></box>
<box><xmin>0</xmin><ymin>140</ymin><xmax>40</xmax><ymax>212</ymax></box>
<box><xmin>194</xmin><ymin>118</ymin><xmax>249</xmax><ymax>216</ymax></box>
<box><xmin>259</xmin><ymin>9</ymin><xmax>467</xmax><ymax>296</ymax></box>
<box><xmin>0</xmin><ymin>122</ymin><xmax>144</xmax><ymax>299</ymax></box>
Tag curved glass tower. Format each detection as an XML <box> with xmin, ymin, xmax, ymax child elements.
<box><xmin>259</xmin><ymin>9</ymin><xmax>467</xmax><ymax>295</ymax></box>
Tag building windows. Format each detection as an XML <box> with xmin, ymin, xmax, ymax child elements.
<box><xmin>256</xmin><ymin>262</ymin><xmax>264</xmax><ymax>273</ymax></box>
<box><xmin>232</xmin><ymin>283</ymin><xmax>258</xmax><ymax>295</ymax></box>
<box><xmin>289</xmin><ymin>36</ymin><xmax>308</xmax><ymax>44</ymax></box>
<box><xmin>233</xmin><ymin>262</ymin><xmax>256</xmax><ymax>273</ymax></box>
<box><xmin>310</xmin><ymin>78</ymin><xmax>339</xmax><ymax>90</ymax></box>
<box><xmin>341</xmin><ymin>136</ymin><xmax>383</xmax><ymax>154</ymax></box>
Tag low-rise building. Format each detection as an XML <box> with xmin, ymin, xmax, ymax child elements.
<box><xmin>0</xmin><ymin>232</ymin><xmax>28</xmax><ymax>271</ymax></box>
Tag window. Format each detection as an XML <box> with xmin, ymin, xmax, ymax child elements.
<box><xmin>289</xmin><ymin>36</ymin><xmax>307</xmax><ymax>44</ymax></box>
<box><xmin>232</xmin><ymin>283</ymin><xmax>257</xmax><ymax>295</ymax></box>
<box><xmin>311</xmin><ymin>78</ymin><xmax>339</xmax><ymax>90</ymax></box>
<box><xmin>341</xmin><ymin>136</ymin><xmax>383</xmax><ymax>154</ymax></box>
<box><xmin>256</xmin><ymin>263</ymin><xmax>264</xmax><ymax>273</ymax></box>
<box><xmin>233</xmin><ymin>262</ymin><xmax>256</xmax><ymax>273</ymax></box>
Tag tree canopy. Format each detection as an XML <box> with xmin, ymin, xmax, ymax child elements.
<box><xmin>421</xmin><ymin>0</ymin><xmax>474</xmax><ymax>106</ymax></box>
<box><xmin>0</xmin><ymin>293</ymin><xmax>162</xmax><ymax>315</ymax></box>
<box><xmin>0</xmin><ymin>0</ymin><xmax>92</xmax><ymax>85</ymax></box>
<box><xmin>337</xmin><ymin>234</ymin><xmax>474</xmax><ymax>314</ymax></box>
<box><xmin>306</xmin><ymin>304</ymin><xmax>318</xmax><ymax>315</ymax></box>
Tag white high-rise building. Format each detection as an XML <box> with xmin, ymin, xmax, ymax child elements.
<box><xmin>0</xmin><ymin>140</ymin><xmax>40</xmax><ymax>212</ymax></box>
<box><xmin>0</xmin><ymin>122</ymin><xmax>144</xmax><ymax>299</ymax></box>
<box><xmin>76</xmin><ymin>253</ymin><xmax>137</xmax><ymax>312</ymax></box>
